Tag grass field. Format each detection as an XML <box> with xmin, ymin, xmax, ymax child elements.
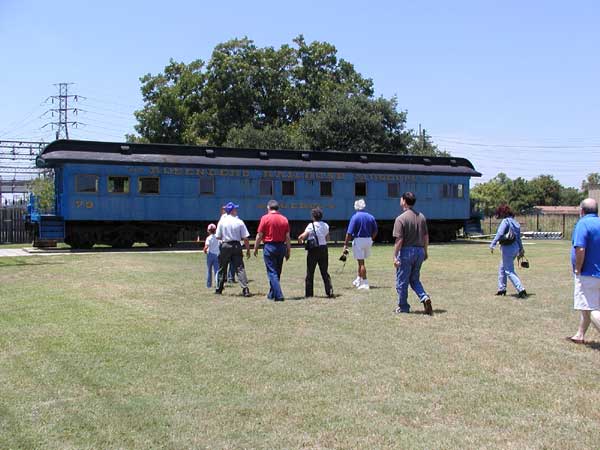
<box><xmin>1</xmin><ymin>241</ymin><xmax>599</xmax><ymax>449</ymax></box>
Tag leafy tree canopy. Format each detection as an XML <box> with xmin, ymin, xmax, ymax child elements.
<box><xmin>471</xmin><ymin>173</ymin><xmax>584</xmax><ymax>216</ymax></box>
<box><xmin>28</xmin><ymin>176</ymin><xmax>54</xmax><ymax>213</ymax></box>
<box><xmin>129</xmin><ymin>36</ymin><xmax>443</xmax><ymax>156</ymax></box>
<box><xmin>581</xmin><ymin>172</ymin><xmax>600</xmax><ymax>194</ymax></box>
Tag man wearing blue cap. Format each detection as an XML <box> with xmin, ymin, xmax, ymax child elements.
<box><xmin>215</xmin><ymin>202</ymin><xmax>251</xmax><ymax>297</ymax></box>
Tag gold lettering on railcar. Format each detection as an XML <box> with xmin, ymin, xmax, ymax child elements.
<box><xmin>256</xmin><ymin>203</ymin><xmax>334</xmax><ymax>209</ymax></box>
<box><xmin>75</xmin><ymin>200</ymin><xmax>94</xmax><ymax>209</ymax></box>
<box><xmin>355</xmin><ymin>174</ymin><xmax>420</xmax><ymax>182</ymax></box>
<box><xmin>140</xmin><ymin>166</ymin><xmax>349</xmax><ymax>180</ymax></box>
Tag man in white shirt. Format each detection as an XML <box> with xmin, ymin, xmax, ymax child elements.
<box><xmin>218</xmin><ymin>206</ymin><xmax>236</xmax><ymax>283</ymax></box>
<box><xmin>215</xmin><ymin>202</ymin><xmax>251</xmax><ymax>297</ymax></box>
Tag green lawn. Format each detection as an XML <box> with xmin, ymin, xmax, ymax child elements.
<box><xmin>1</xmin><ymin>242</ymin><xmax>598</xmax><ymax>449</ymax></box>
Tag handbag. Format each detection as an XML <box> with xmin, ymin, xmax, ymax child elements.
<box><xmin>519</xmin><ymin>257</ymin><xmax>530</xmax><ymax>269</ymax></box>
<box><xmin>304</xmin><ymin>222</ymin><xmax>319</xmax><ymax>250</ymax></box>
<box><xmin>498</xmin><ymin>221</ymin><xmax>516</xmax><ymax>246</ymax></box>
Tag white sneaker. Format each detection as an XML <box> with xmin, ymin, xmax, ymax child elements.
<box><xmin>357</xmin><ymin>281</ymin><xmax>370</xmax><ymax>290</ymax></box>
<box><xmin>352</xmin><ymin>277</ymin><xmax>361</xmax><ymax>287</ymax></box>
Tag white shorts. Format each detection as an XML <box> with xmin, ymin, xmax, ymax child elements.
<box><xmin>574</xmin><ymin>275</ymin><xmax>600</xmax><ymax>310</ymax></box>
<box><xmin>352</xmin><ymin>237</ymin><xmax>373</xmax><ymax>260</ymax></box>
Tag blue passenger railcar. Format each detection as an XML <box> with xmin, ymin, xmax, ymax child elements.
<box><xmin>32</xmin><ymin>140</ymin><xmax>480</xmax><ymax>247</ymax></box>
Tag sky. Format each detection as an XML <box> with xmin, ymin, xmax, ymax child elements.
<box><xmin>0</xmin><ymin>0</ymin><xmax>599</xmax><ymax>187</ymax></box>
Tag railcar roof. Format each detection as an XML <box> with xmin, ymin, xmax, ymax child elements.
<box><xmin>37</xmin><ymin>140</ymin><xmax>481</xmax><ymax>177</ymax></box>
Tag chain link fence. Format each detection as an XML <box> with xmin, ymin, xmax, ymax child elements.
<box><xmin>482</xmin><ymin>214</ymin><xmax>578</xmax><ymax>240</ymax></box>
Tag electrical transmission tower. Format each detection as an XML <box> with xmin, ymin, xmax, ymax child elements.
<box><xmin>43</xmin><ymin>83</ymin><xmax>84</xmax><ymax>140</ymax></box>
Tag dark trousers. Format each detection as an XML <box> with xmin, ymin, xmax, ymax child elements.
<box><xmin>305</xmin><ymin>246</ymin><xmax>333</xmax><ymax>297</ymax></box>
<box><xmin>216</xmin><ymin>242</ymin><xmax>248</xmax><ymax>291</ymax></box>
<box><xmin>263</xmin><ymin>242</ymin><xmax>286</xmax><ymax>300</ymax></box>
<box><xmin>217</xmin><ymin>261</ymin><xmax>236</xmax><ymax>283</ymax></box>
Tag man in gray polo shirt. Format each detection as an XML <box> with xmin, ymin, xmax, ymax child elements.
<box><xmin>215</xmin><ymin>202</ymin><xmax>251</xmax><ymax>297</ymax></box>
<box><xmin>392</xmin><ymin>192</ymin><xmax>432</xmax><ymax>315</ymax></box>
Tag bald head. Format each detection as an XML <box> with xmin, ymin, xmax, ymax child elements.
<box><xmin>581</xmin><ymin>198</ymin><xmax>598</xmax><ymax>215</ymax></box>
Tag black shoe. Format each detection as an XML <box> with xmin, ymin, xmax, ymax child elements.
<box><xmin>242</xmin><ymin>288</ymin><xmax>251</xmax><ymax>297</ymax></box>
<box><xmin>214</xmin><ymin>289</ymin><xmax>222</xmax><ymax>295</ymax></box>
<box><xmin>517</xmin><ymin>290</ymin><xmax>528</xmax><ymax>298</ymax></box>
<box><xmin>495</xmin><ymin>290</ymin><xmax>506</xmax><ymax>296</ymax></box>
<box><xmin>394</xmin><ymin>306</ymin><xmax>409</xmax><ymax>314</ymax></box>
<box><xmin>327</xmin><ymin>291</ymin><xmax>335</xmax><ymax>298</ymax></box>
<box><xmin>274</xmin><ymin>298</ymin><xmax>285</xmax><ymax>302</ymax></box>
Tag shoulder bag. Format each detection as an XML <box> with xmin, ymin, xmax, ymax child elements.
<box><xmin>498</xmin><ymin>220</ymin><xmax>516</xmax><ymax>246</ymax></box>
<box><xmin>305</xmin><ymin>222</ymin><xmax>319</xmax><ymax>250</ymax></box>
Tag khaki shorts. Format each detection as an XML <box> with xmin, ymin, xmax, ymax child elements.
<box><xmin>574</xmin><ymin>275</ymin><xmax>600</xmax><ymax>311</ymax></box>
<box><xmin>352</xmin><ymin>237</ymin><xmax>373</xmax><ymax>260</ymax></box>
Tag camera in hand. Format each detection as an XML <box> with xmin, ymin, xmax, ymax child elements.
<box><xmin>339</xmin><ymin>249</ymin><xmax>349</xmax><ymax>262</ymax></box>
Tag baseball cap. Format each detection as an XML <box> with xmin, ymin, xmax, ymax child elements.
<box><xmin>224</xmin><ymin>201</ymin><xmax>240</xmax><ymax>213</ymax></box>
<box><xmin>207</xmin><ymin>223</ymin><xmax>216</xmax><ymax>232</ymax></box>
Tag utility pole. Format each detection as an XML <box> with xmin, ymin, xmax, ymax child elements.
<box><xmin>43</xmin><ymin>83</ymin><xmax>83</xmax><ymax>140</ymax></box>
<box><xmin>418</xmin><ymin>123</ymin><xmax>424</xmax><ymax>153</ymax></box>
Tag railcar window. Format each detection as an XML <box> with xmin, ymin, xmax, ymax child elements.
<box><xmin>355</xmin><ymin>181</ymin><xmax>367</xmax><ymax>197</ymax></box>
<box><xmin>282</xmin><ymin>180</ymin><xmax>295</xmax><ymax>196</ymax></box>
<box><xmin>199</xmin><ymin>176</ymin><xmax>215</xmax><ymax>194</ymax></box>
<box><xmin>320</xmin><ymin>181</ymin><xmax>332</xmax><ymax>197</ymax></box>
<box><xmin>75</xmin><ymin>175</ymin><xmax>98</xmax><ymax>193</ymax></box>
<box><xmin>388</xmin><ymin>183</ymin><xmax>400</xmax><ymax>198</ymax></box>
<box><xmin>442</xmin><ymin>183</ymin><xmax>464</xmax><ymax>198</ymax></box>
<box><xmin>108</xmin><ymin>176</ymin><xmax>130</xmax><ymax>193</ymax></box>
<box><xmin>139</xmin><ymin>177</ymin><xmax>160</xmax><ymax>194</ymax></box>
<box><xmin>259</xmin><ymin>179</ymin><xmax>273</xmax><ymax>196</ymax></box>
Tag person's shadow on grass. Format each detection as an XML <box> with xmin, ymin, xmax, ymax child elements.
<box><xmin>584</xmin><ymin>341</ymin><xmax>600</xmax><ymax>351</ymax></box>
<box><xmin>0</xmin><ymin>259</ymin><xmax>64</xmax><ymax>267</ymax></box>
<box><xmin>411</xmin><ymin>309</ymin><xmax>448</xmax><ymax>315</ymax></box>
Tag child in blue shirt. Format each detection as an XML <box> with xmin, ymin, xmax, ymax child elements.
<box><xmin>203</xmin><ymin>223</ymin><xmax>220</xmax><ymax>288</ymax></box>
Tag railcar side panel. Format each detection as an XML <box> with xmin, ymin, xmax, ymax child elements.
<box><xmin>59</xmin><ymin>163</ymin><xmax>470</xmax><ymax>224</ymax></box>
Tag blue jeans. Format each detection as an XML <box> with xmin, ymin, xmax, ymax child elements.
<box><xmin>227</xmin><ymin>263</ymin><xmax>236</xmax><ymax>282</ymax></box>
<box><xmin>206</xmin><ymin>252</ymin><xmax>219</xmax><ymax>288</ymax></box>
<box><xmin>263</xmin><ymin>242</ymin><xmax>286</xmax><ymax>300</ymax></box>
<box><xmin>499</xmin><ymin>244</ymin><xmax>524</xmax><ymax>292</ymax></box>
<box><xmin>396</xmin><ymin>246</ymin><xmax>429</xmax><ymax>312</ymax></box>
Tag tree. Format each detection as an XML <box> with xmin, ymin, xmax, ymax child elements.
<box><xmin>581</xmin><ymin>172</ymin><xmax>600</xmax><ymax>194</ymax></box>
<box><xmin>528</xmin><ymin>175</ymin><xmax>562</xmax><ymax>206</ymax></box>
<box><xmin>470</xmin><ymin>173</ymin><xmax>512</xmax><ymax>216</ymax></box>
<box><xmin>133</xmin><ymin>59</ymin><xmax>207</xmax><ymax>145</ymax></box>
<box><xmin>560</xmin><ymin>186</ymin><xmax>584</xmax><ymax>206</ymax></box>
<box><xmin>225</xmin><ymin>124</ymin><xmax>303</xmax><ymax>150</ymax></box>
<box><xmin>132</xmin><ymin>36</ymin><xmax>444</xmax><ymax>156</ymax></box>
<box><xmin>296</xmin><ymin>93</ymin><xmax>412</xmax><ymax>153</ymax></box>
<box><xmin>472</xmin><ymin>173</ymin><xmax>584</xmax><ymax>216</ymax></box>
<box><xmin>28</xmin><ymin>176</ymin><xmax>54</xmax><ymax>213</ymax></box>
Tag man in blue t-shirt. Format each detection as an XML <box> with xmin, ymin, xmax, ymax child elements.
<box><xmin>567</xmin><ymin>198</ymin><xmax>600</xmax><ymax>344</ymax></box>
<box><xmin>343</xmin><ymin>199</ymin><xmax>378</xmax><ymax>290</ymax></box>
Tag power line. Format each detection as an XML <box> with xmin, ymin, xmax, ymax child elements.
<box><xmin>434</xmin><ymin>136</ymin><xmax>600</xmax><ymax>149</ymax></box>
<box><xmin>83</xmin><ymin>95</ymin><xmax>142</xmax><ymax>111</ymax></box>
